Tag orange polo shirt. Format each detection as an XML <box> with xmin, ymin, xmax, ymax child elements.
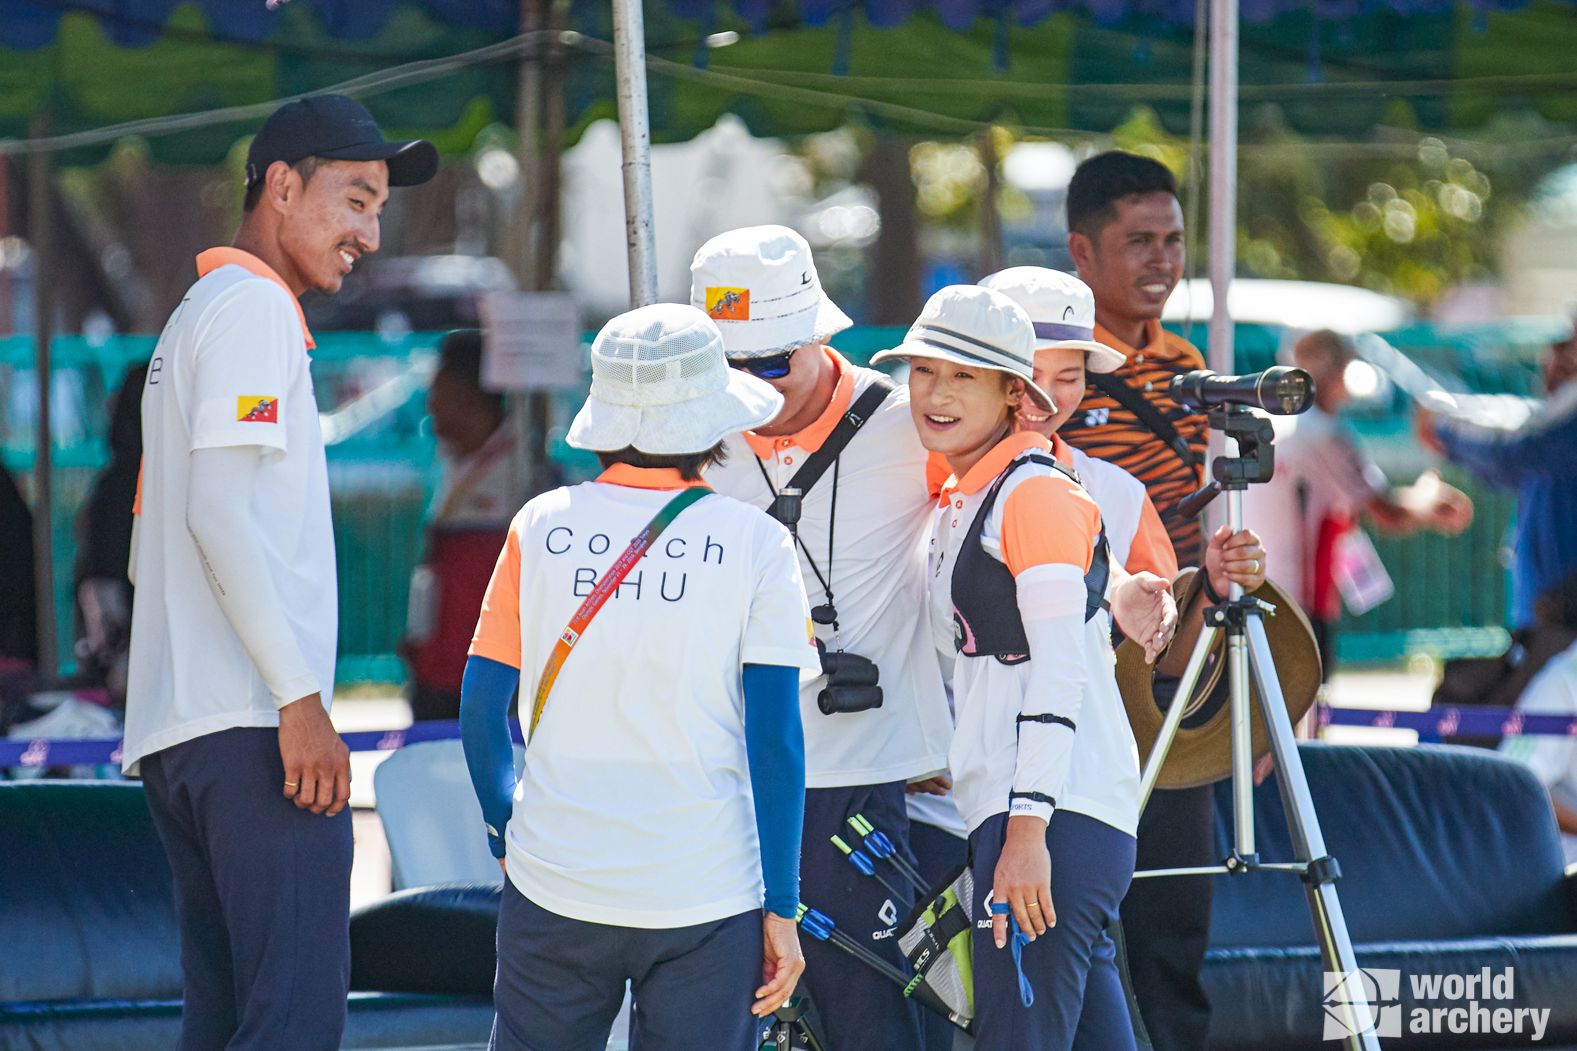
<box><xmin>1060</xmin><ymin>319</ymin><xmax>1209</xmax><ymax>566</ymax></box>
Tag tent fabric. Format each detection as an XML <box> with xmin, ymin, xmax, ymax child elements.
<box><xmin>0</xmin><ymin>0</ymin><xmax>1566</xmax><ymax>47</ymax></box>
<box><xmin>4</xmin><ymin>0</ymin><xmax>1577</xmax><ymax>164</ymax></box>
<box><xmin>0</xmin><ymin>0</ymin><xmax>516</xmax><ymax>49</ymax></box>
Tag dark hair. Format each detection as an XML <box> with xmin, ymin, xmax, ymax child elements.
<box><xmin>1292</xmin><ymin>329</ymin><xmax>1355</xmax><ymax>375</ymax></box>
<box><xmin>1065</xmin><ymin>151</ymin><xmax>1180</xmax><ymax>238</ymax></box>
<box><xmin>242</xmin><ymin>156</ymin><xmax>324</xmax><ymax>214</ymax></box>
<box><xmin>436</xmin><ymin>329</ymin><xmax>506</xmax><ymax>419</ymax></box>
<box><xmin>595</xmin><ymin>442</ymin><xmax>728</xmax><ymax>482</ymax></box>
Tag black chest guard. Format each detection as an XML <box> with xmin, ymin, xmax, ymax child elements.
<box><xmin>950</xmin><ymin>453</ymin><xmax>1111</xmax><ymax>665</ymax></box>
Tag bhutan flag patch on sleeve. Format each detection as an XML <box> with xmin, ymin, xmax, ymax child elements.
<box><xmin>236</xmin><ymin>395</ymin><xmax>279</xmax><ymax>423</ymax></box>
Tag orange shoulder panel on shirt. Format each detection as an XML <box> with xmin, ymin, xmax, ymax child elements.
<box><xmin>133</xmin><ymin>458</ymin><xmax>143</xmax><ymax>517</ymax></box>
<box><xmin>925</xmin><ymin>451</ymin><xmax>952</xmax><ymax>502</ymax></box>
<box><xmin>469</xmin><ymin>528</ymin><xmax>524</xmax><ymax>669</ymax></box>
<box><xmin>1126</xmin><ymin>492</ymin><xmax>1179</xmax><ymax>580</ymax></box>
<box><xmin>1000</xmin><ymin>473</ymin><xmax>1100</xmax><ymax>576</ymax></box>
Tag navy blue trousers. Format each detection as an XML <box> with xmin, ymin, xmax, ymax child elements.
<box><xmin>492</xmin><ymin>880</ymin><xmax>763</xmax><ymax>1051</ymax></box>
<box><xmin>798</xmin><ymin>781</ymin><xmax>924</xmax><ymax>1051</ymax></box>
<box><xmin>969</xmin><ymin>810</ymin><xmax>1138</xmax><ymax>1051</ymax></box>
<box><xmin>140</xmin><ymin>727</ymin><xmax>353</xmax><ymax>1051</ymax></box>
<box><xmin>1120</xmin><ymin>783</ymin><xmax>1217</xmax><ymax>1051</ymax></box>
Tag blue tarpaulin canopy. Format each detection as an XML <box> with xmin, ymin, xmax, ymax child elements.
<box><xmin>5</xmin><ymin>0</ymin><xmax>1577</xmax><ymax>164</ymax></box>
<box><xmin>0</xmin><ymin>0</ymin><xmax>1564</xmax><ymax>45</ymax></box>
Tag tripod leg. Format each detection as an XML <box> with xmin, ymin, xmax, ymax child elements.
<box><xmin>1137</xmin><ymin>623</ymin><xmax>1222</xmax><ymax>814</ymax></box>
<box><xmin>1228</xmin><ymin>628</ymin><xmax>1256</xmax><ymax>861</ymax></box>
<box><xmin>1245</xmin><ymin>616</ymin><xmax>1381</xmax><ymax>1051</ymax></box>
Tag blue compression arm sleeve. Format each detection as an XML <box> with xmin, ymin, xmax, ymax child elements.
<box><xmin>743</xmin><ymin>663</ymin><xmax>806</xmax><ymax>919</ymax></box>
<box><xmin>460</xmin><ymin>655</ymin><xmax>520</xmax><ymax>859</ymax></box>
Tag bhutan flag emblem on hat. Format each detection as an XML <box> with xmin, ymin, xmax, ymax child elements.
<box><xmin>705</xmin><ymin>287</ymin><xmax>750</xmax><ymax>321</ymax></box>
<box><xmin>237</xmin><ymin>395</ymin><xmax>279</xmax><ymax>423</ymax></box>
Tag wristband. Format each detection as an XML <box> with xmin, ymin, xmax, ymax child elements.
<box><xmin>1202</xmin><ymin>571</ymin><xmax>1226</xmax><ymax>605</ymax></box>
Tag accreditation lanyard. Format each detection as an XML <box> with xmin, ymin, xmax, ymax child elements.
<box><xmin>527</xmin><ymin>485</ymin><xmax>711</xmax><ymax>740</ymax></box>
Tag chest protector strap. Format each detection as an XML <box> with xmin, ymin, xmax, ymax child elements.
<box><xmin>950</xmin><ymin>453</ymin><xmax>1110</xmax><ymax>665</ymax></box>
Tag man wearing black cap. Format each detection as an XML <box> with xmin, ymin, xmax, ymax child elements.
<box><xmin>124</xmin><ymin>95</ymin><xmax>436</xmax><ymax>1051</ymax></box>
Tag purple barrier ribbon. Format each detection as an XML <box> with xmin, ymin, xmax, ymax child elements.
<box><xmin>1318</xmin><ymin>706</ymin><xmax>1577</xmax><ymax>739</ymax></box>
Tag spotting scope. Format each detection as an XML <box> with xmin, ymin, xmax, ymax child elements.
<box><xmin>1169</xmin><ymin>366</ymin><xmax>1314</xmax><ymax>416</ymax></box>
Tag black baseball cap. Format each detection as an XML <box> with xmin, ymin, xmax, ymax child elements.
<box><xmin>245</xmin><ymin>94</ymin><xmax>439</xmax><ymax>189</ymax></box>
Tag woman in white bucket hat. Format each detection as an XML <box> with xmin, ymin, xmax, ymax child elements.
<box><xmin>981</xmin><ymin>266</ymin><xmax>1177</xmax><ymax>583</ymax></box>
<box><xmin>875</xmin><ymin>284</ymin><xmax>1173</xmax><ymax>1051</ymax></box>
<box><xmin>460</xmin><ymin>303</ymin><xmax>821</xmax><ymax>1051</ymax></box>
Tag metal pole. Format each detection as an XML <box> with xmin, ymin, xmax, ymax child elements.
<box><xmin>514</xmin><ymin>0</ymin><xmax>547</xmax><ymax>497</ymax></box>
<box><xmin>1226</xmin><ymin>487</ymin><xmax>1255</xmax><ymax>861</ymax></box>
<box><xmin>27</xmin><ymin>116</ymin><xmax>57</xmax><ymax>679</ymax></box>
<box><xmin>611</xmin><ymin>0</ymin><xmax>658</xmax><ymax>306</ymax></box>
<box><xmin>978</xmin><ymin>127</ymin><xmax>1004</xmax><ymax>278</ymax></box>
<box><xmin>1206</xmin><ymin>0</ymin><xmax>1237</xmax><ymax>377</ymax></box>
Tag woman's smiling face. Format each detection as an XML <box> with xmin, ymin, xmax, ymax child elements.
<box><xmin>1016</xmin><ymin>345</ymin><xmax>1085</xmax><ymax>438</ymax></box>
<box><xmin>907</xmin><ymin>356</ymin><xmax>1023</xmax><ymax>472</ymax></box>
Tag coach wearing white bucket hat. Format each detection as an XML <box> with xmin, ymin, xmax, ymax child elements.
<box><xmin>698</xmin><ymin>226</ymin><xmax>952</xmax><ymax>1050</ymax></box>
<box><xmin>461</xmin><ymin>303</ymin><xmax>821</xmax><ymax>1051</ymax></box>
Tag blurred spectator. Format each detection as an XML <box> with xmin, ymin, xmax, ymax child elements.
<box><xmin>1245</xmin><ymin>330</ymin><xmax>1473</xmax><ymax>674</ymax></box>
<box><xmin>1499</xmin><ymin>633</ymin><xmax>1577</xmax><ymax>864</ymax></box>
<box><xmin>401</xmin><ymin>330</ymin><xmax>531</xmax><ymax>721</ymax></box>
<box><xmin>0</xmin><ymin>463</ymin><xmax>37</xmax><ymax>670</ymax></box>
<box><xmin>73</xmin><ymin>362</ymin><xmax>148</xmax><ymax>706</ymax></box>
<box><xmin>1419</xmin><ymin>326</ymin><xmax>1577</xmax><ymax>631</ymax></box>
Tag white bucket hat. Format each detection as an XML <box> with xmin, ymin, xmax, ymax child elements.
<box><xmin>689</xmin><ymin>225</ymin><xmax>853</xmax><ymax>358</ymax></box>
<box><xmin>978</xmin><ymin>267</ymin><xmax>1127</xmax><ymax>373</ymax></box>
<box><xmin>566</xmin><ymin>303</ymin><xmax>783</xmax><ymax>455</ymax></box>
<box><xmin>870</xmin><ymin>285</ymin><xmax>1055</xmax><ymax>411</ymax></box>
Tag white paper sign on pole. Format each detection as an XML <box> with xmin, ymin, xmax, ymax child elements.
<box><xmin>479</xmin><ymin>290</ymin><xmax>582</xmax><ymax>391</ymax></box>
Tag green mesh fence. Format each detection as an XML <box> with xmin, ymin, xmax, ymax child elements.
<box><xmin>0</xmin><ymin>323</ymin><xmax>1529</xmax><ymax>685</ymax></box>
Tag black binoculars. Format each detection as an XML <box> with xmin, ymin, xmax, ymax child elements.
<box><xmin>816</xmin><ymin>640</ymin><xmax>882</xmax><ymax>715</ymax></box>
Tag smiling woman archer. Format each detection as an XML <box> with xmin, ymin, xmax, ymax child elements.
<box><xmin>871</xmin><ymin>285</ymin><xmax>1153</xmax><ymax>1051</ymax></box>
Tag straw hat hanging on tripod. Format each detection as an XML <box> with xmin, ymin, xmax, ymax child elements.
<box><xmin>1115</xmin><ymin>567</ymin><xmax>1323</xmax><ymax>789</ymax></box>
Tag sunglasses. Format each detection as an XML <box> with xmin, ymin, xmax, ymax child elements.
<box><xmin>727</xmin><ymin>347</ymin><xmax>798</xmax><ymax>381</ymax></box>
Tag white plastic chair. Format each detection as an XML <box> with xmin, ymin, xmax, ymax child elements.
<box><xmin>373</xmin><ymin>739</ymin><xmax>524</xmax><ymax>889</ymax></box>
<box><xmin>375</xmin><ymin>739</ymin><xmax>634</xmax><ymax>1050</ymax></box>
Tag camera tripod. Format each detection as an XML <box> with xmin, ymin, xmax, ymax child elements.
<box><xmin>764</xmin><ymin>997</ymin><xmax>828</xmax><ymax>1051</ymax></box>
<box><xmin>1131</xmin><ymin>406</ymin><xmax>1381</xmax><ymax>1051</ymax></box>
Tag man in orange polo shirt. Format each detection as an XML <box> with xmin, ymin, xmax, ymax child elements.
<box><xmin>1062</xmin><ymin>150</ymin><xmax>1236</xmax><ymax>1051</ymax></box>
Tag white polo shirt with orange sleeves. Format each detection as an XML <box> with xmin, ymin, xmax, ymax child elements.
<box><xmin>929</xmin><ymin>432</ymin><xmax>1140</xmax><ymax>838</ymax></box>
<box><xmin>123</xmin><ymin>248</ymin><xmax>336</xmax><ymax>774</ymax></box>
<box><xmin>1070</xmin><ymin>446</ymin><xmax>1178</xmax><ymax>581</ymax></box>
<box><xmin>469</xmin><ymin>466</ymin><xmax>820</xmax><ymax>928</ymax></box>
<box><xmin>707</xmin><ymin>347</ymin><xmax>953</xmax><ymax>789</ymax></box>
